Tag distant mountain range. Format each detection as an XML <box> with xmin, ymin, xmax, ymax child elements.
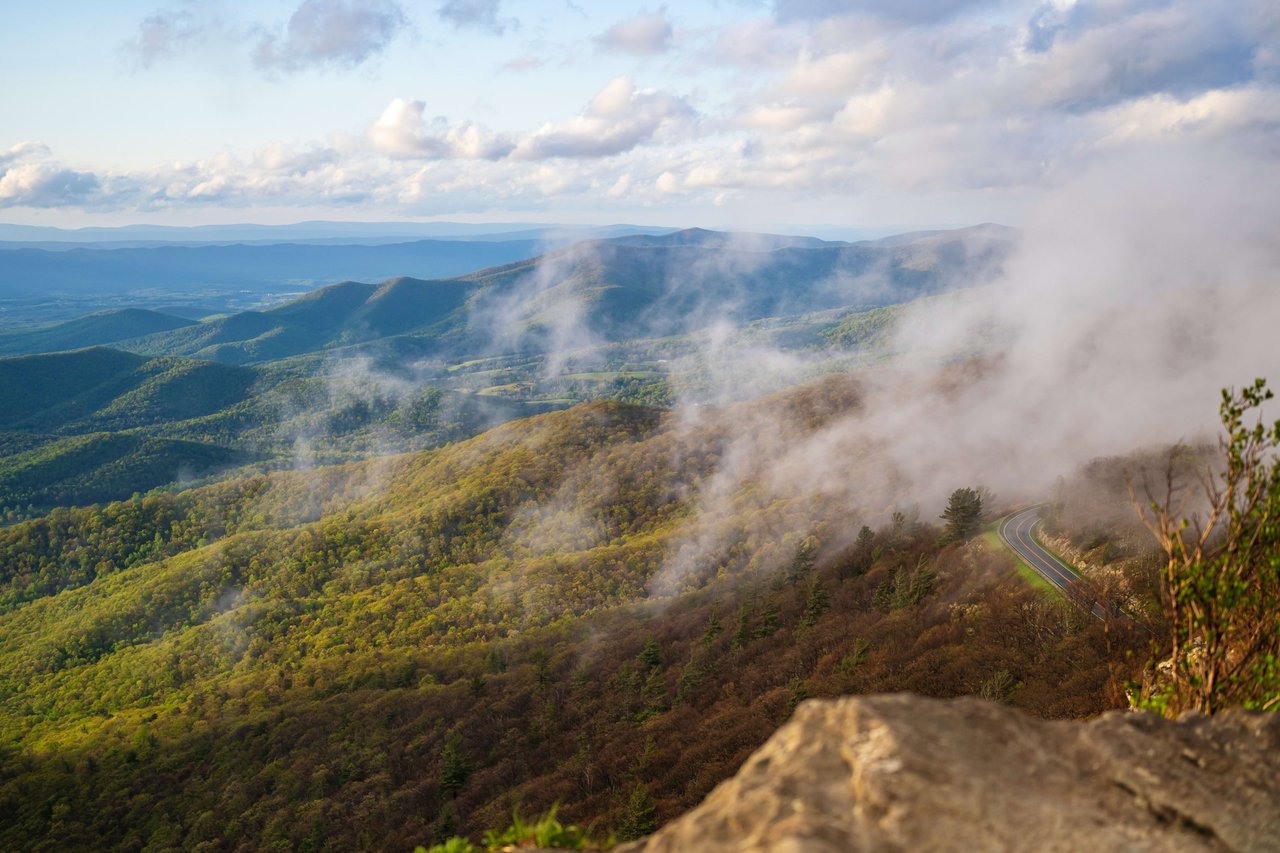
<box><xmin>0</xmin><ymin>239</ymin><xmax>545</xmax><ymax>297</ymax></box>
<box><xmin>0</xmin><ymin>220</ymin><xmax>678</xmax><ymax>246</ymax></box>
<box><xmin>0</xmin><ymin>224</ymin><xmax>1015</xmax><ymax>365</ymax></box>
<box><xmin>460</xmin><ymin>224</ymin><xmax>1015</xmax><ymax>349</ymax></box>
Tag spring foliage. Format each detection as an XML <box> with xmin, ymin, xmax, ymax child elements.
<box><xmin>1134</xmin><ymin>379</ymin><xmax>1280</xmax><ymax>715</ymax></box>
<box><xmin>0</xmin><ymin>389</ymin><xmax>1146</xmax><ymax>851</ymax></box>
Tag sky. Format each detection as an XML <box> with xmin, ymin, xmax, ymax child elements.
<box><xmin>0</xmin><ymin>0</ymin><xmax>1276</xmax><ymax>230</ymax></box>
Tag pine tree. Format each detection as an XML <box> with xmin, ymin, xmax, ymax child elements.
<box><xmin>439</xmin><ymin>734</ymin><xmax>470</xmax><ymax>799</ymax></box>
<box><xmin>730</xmin><ymin>601</ymin><xmax>752</xmax><ymax>649</ymax></box>
<box><xmin>638</xmin><ymin>668</ymin><xmax>668</xmax><ymax>719</ymax></box>
<box><xmin>701</xmin><ymin>607</ymin><xmax>722</xmax><ymax>645</ymax></box>
<box><xmin>636</xmin><ymin>637</ymin><xmax>662</xmax><ymax>670</ymax></box>
<box><xmin>754</xmin><ymin>598</ymin><xmax>781</xmax><ymax>639</ymax></box>
<box><xmin>786</xmin><ymin>538</ymin><xmax>816</xmax><ymax>584</ymax></box>
<box><xmin>799</xmin><ymin>576</ymin><xmax>831</xmax><ymax>628</ymax></box>
<box><xmin>849</xmin><ymin>524</ymin><xmax>876</xmax><ymax>576</ymax></box>
<box><xmin>674</xmin><ymin>649</ymin><xmax>707</xmax><ymax>705</ymax></box>
<box><xmin>617</xmin><ymin>784</ymin><xmax>658</xmax><ymax>841</ymax></box>
<box><xmin>940</xmin><ymin>487</ymin><xmax>983</xmax><ymax>542</ymax></box>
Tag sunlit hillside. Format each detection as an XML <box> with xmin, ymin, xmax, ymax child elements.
<box><xmin>0</xmin><ymin>380</ymin><xmax>1147</xmax><ymax>850</ymax></box>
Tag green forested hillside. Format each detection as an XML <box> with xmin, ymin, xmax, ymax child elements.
<box><xmin>0</xmin><ymin>309</ymin><xmax>195</xmax><ymax>355</ymax></box>
<box><xmin>0</xmin><ymin>283</ymin><xmax>937</xmax><ymax>517</ymax></box>
<box><xmin>118</xmin><ymin>277</ymin><xmax>475</xmax><ymax>364</ymax></box>
<box><xmin>0</xmin><ymin>385</ymin><xmax>1146</xmax><ymax>852</ymax></box>
<box><xmin>0</xmin><ymin>344</ymin><xmax>568</xmax><ymax>514</ymax></box>
<box><xmin>0</xmin><ymin>227</ymin><xmax>1098</xmax><ymax>853</ymax></box>
<box><xmin>0</xmin><ymin>432</ymin><xmax>251</xmax><ymax>515</ymax></box>
<box><xmin>0</xmin><ymin>349</ymin><xmax>264</xmax><ymax>514</ymax></box>
<box><xmin>0</xmin><ymin>348</ymin><xmax>256</xmax><ymax>434</ymax></box>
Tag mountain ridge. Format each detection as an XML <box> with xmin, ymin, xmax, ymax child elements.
<box><xmin>0</xmin><ymin>309</ymin><xmax>195</xmax><ymax>355</ymax></box>
<box><xmin>89</xmin><ymin>224</ymin><xmax>1015</xmax><ymax>365</ymax></box>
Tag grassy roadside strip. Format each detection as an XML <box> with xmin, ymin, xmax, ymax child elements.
<box><xmin>983</xmin><ymin>522</ymin><xmax>1058</xmax><ymax>598</ymax></box>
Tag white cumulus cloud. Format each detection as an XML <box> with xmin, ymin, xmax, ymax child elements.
<box><xmin>368</xmin><ymin>99</ymin><xmax>516</xmax><ymax>160</ymax></box>
<box><xmin>513</xmin><ymin>77</ymin><xmax>696</xmax><ymax>159</ymax></box>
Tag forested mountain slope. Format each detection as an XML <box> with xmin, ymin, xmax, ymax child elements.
<box><xmin>0</xmin><ymin>379</ymin><xmax>1145</xmax><ymax>852</ymax></box>
<box><xmin>0</xmin><ymin>309</ymin><xmax>195</xmax><ymax>356</ymax></box>
<box><xmin>0</xmin><ymin>348</ymin><xmax>257</xmax><ymax>434</ymax></box>
<box><xmin>119</xmin><ymin>277</ymin><xmax>473</xmax><ymax>364</ymax></box>
<box><xmin>0</xmin><ymin>343</ymin><xmax>560</xmax><ymax>516</ymax></box>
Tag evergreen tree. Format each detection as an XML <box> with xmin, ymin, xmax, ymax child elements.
<box><xmin>637</xmin><ymin>637</ymin><xmax>662</xmax><ymax>670</ymax></box>
<box><xmin>639</xmin><ymin>668</ymin><xmax>668</xmax><ymax>719</ymax></box>
<box><xmin>617</xmin><ymin>784</ymin><xmax>657</xmax><ymax>841</ymax></box>
<box><xmin>849</xmin><ymin>524</ymin><xmax>876</xmax><ymax>576</ymax></box>
<box><xmin>785</xmin><ymin>538</ymin><xmax>816</xmax><ymax>584</ymax></box>
<box><xmin>730</xmin><ymin>601</ymin><xmax>753</xmax><ymax>649</ymax></box>
<box><xmin>799</xmin><ymin>576</ymin><xmax>831</xmax><ymax>628</ymax></box>
<box><xmin>701</xmin><ymin>607</ymin><xmax>722</xmax><ymax>645</ymax></box>
<box><xmin>439</xmin><ymin>734</ymin><xmax>470</xmax><ymax>799</ymax></box>
<box><xmin>674</xmin><ymin>649</ymin><xmax>707</xmax><ymax>705</ymax></box>
<box><xmin>940</xmin><ymin>487</ymin><xmax>984</xmax><ymax>542</ymax></box>
<box><xmin>754</xmin><ymin>598</ymin><xmax>781</xmax><ymax>639</ymax></box>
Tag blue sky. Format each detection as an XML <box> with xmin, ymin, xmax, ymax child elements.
<box><xmin>0</xmin><ymin>0</ymin><xmax>1275</xmax><ymax>230</ymax></box>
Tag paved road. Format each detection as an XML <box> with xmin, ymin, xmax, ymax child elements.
<box><xmin>998</xmin><ymin>506</ymin><xmax>1107</xmax><ymax>620</ymax></box>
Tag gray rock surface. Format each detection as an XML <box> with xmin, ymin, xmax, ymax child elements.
<box><xmin>616</xmin><ymin>694</ymin><xmax>1280</xmax><ymax>853</ymax></box>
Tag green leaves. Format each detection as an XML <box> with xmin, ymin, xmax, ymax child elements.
<box><xmin>1140</xmin><ymin>378</ymin><xmax>1280</xmax><ymax>715</ymax></box>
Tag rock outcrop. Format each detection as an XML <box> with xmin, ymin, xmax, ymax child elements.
<box><xmin>616</xmin><ymin>694</ymin><xmax>1279</xmax><ymax>852</ymax></box>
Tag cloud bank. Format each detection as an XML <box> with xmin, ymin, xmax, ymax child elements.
<box><xmin>9</xmin><ymin>0</ymin><xmax>1274</xmax><ymax>221</ymax></box>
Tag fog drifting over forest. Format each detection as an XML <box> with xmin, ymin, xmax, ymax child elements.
<box><xmin>646</xmin><ymin>141</ymin><xmax>1280</xmax><ymax>589</ymax></box>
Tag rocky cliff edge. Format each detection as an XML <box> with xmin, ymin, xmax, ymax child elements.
<box><xmin>616</xmin><ymin>694</ymin><xmax>1279</xmax><ymax>853</ymax></box>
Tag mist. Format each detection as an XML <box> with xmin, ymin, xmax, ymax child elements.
<box><xmin>223</xmin><ymin>139</ymin><xmax>1279</xmax><ymax>598</ymax></box>
<box><xmin>877</xmin><ymin>143</ymin><xmax>1279</xmax><ymax>495</ymax></box>
<box><xmin>645</xmin><ymin>142</ymin><xmax>1280</xmax><ymax>591</ymax></box>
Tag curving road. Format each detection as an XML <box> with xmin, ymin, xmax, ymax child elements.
<box><xmin>998</xmin><ymin>506</ymin><xmax>1107</xmax><ymax>620</ymax></box>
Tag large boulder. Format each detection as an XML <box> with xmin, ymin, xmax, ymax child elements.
<box><xmin>617</xmin><ymin>694</ymin><xmax>1279</xmax><ymax>852</ymax></box>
